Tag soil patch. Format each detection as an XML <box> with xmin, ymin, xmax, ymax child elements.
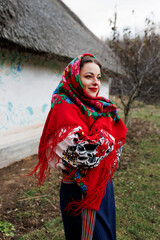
<box><xmin>0</xmin><ymin>155</ymin><xmax>61</xmax><ymax>239</ymax></box>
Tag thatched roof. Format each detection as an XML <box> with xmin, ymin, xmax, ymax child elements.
<box><xmin>0</xmin><ymin>0</ymin><xmax>124</xmax><ymax>76</ymax></box>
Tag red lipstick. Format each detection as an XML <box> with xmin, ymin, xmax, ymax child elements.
<box><xmin>89</xmin><ymin>88</ymin><xmax>98</xmax><ymax>92</ymax></box>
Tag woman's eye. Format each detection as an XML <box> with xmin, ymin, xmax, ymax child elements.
<box><xmin>85</xmin><ymin>75</ymin><xmax>92</xmax><ymax>79</ymax></box>
<box><xmin>97</xmin><ymin>76</ymin><xmax>101</xmax><ymax>80</ymax></box>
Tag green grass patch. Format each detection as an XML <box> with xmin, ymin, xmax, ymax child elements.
<box><xmin>0</xmin><ymin>220</ymin><xmax>15</xmax><ymax>238</ymax></box>
<box><xmin>131</xmin><ymin>104</ymin><xmax>160</xmax><ymax>126</ymax></box>
<box><xmin>115</xmin><ymin>133</ymin><xmax>160</xmax><ymax>240</ymax></box>
<box><xmin>18</xmin><ymin>216</ymin><xmax>64</xmax><ymax>240</ymax></box>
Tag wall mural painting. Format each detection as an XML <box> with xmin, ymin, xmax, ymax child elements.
<box><xmin>0</xmin><ymin>102</ymin><xmax>49</xmax><ymax>130</ymax></box>
<box><xmin>0</xmin><ymin>51</ymin><xmax>23</xmax><ymax>83</ymax></box>
<box><xmin>0</xmin><ymin>50</ymin><xmax>62</xmax><ymax>84</ymax></box>
<box><xmin>0</xmin><ymin>49</ymin><xmax>63</xmax><ymax>132</ymax></box>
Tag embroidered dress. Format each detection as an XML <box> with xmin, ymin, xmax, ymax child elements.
<box><xmin>60</xmin><ymin>180</ymin><xmax>116</xmax><ymax>240</ymax></box>
<box><xmin>31</xmin><ymin>53</ymin><xmax>127</xmax><ymax>240</ymax></box>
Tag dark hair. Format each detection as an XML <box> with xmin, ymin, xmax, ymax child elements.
<box><xmin>80</xmin><ymin>55</ymin><xmax>102</xmax><ymax>70</ymax></box>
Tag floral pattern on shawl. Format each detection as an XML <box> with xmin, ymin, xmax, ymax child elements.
<box><xmin>31</xmin><ymin>53</ymin><xmax>127</xmax><ymax>214</ymax></box>
<box><xmin>52</xmin><ymin>53</ymin><xmax>120</xmax><ymax>121</ymax></box>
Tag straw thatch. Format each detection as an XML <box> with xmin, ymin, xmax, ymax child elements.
<box><xmin>0</xmin><ymin>0</ymin><xmax>124</xmax><ymax>75</ymax></box>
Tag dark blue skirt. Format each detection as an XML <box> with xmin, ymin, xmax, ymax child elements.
<box><xmin>60</xmin><ymin>180</ymin><xmax>116</xmax><ymax>240</ymax></box>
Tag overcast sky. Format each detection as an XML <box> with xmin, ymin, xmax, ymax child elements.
<box><xmin>62</xmin><ymin>0</ymin><xmax>160</xmax><ymax>39</ymax></box>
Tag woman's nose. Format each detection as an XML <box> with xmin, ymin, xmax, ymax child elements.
<box><xmin>93</xmin><ymin>76</ymin><xmax>99</xmax><ymax>84</ymax></box>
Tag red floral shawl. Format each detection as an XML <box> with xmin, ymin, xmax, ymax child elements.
<box><xmin>31</xmin><ymin>53</ymin><xmax>127</xmax><ymax>214</ymax></box>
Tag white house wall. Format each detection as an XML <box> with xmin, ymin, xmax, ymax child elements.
<box><xmin>0</xmin><ymin>49</ymin><xmax>66</xmax><ymax>168</ymax></box>
<box><xmin>0</xmin><ymin>49</ymin><xmax>109</xmax><ymax>168</ymax></box>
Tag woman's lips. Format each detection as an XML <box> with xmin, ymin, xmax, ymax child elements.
<box><xmin>89</xmin><ymin>88</ymin><xmax>98</xmax><ymax>92</ymax></box>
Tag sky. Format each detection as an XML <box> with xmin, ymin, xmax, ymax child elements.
<box><xmin>62</xmin><ymin>0</ymin><xmax>160</xmax><ymax>39</ymax></box>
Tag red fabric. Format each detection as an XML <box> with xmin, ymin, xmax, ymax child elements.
<box><xmin>31</xmin><ymin>100</ymin><xmax>126</xmax><ymax>213</ymax></box>
<box><xmin>63</xmin><ymin>111</ymin><xmax>126</xmax><ymax>214</ymax></box>
<box><xmin>30</xmin><ymin>53</ymin><xmax>127</xmax><ymax>214</ymax></box>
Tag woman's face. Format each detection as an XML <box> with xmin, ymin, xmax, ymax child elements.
<box><xmin>80</xmin><ymin>62</ymin><xmax>101</xmax><ymax>98</ymax></box>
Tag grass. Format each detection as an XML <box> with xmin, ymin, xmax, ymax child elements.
<box><xmin>115</xmin><ymin>135</ymin><xmax>160</xmax><ymax>240</ymax></box>
<box><xmin>0</xmin><ymin>221</ymin><xmax>15</xmax><ymax>238</ymax></box>
<box><xmin>1</xmin><ymin>102</ymin><xmax>159</xmax><ymax>240</ymax></box>
<box><xmin>114</xmin><ymin>102</ymin><xmax>160</xmax><ymax>240</ymax></box>
<box><xmin>18</xmin><ymin>217</ymin><xmax>64</xmax><ymax>240</ymax></box>
<box><xmin>131</xmin><ymin>104</ymin><xmax>160</xmax><ymax>126</ymax></box>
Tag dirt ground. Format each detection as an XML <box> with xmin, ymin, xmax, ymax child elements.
<box><xmin>0</xmin><ymin>154</ymin><xmax>62</xmax><ymax>239</ymax></box>
<box><xmin>0</xmin><ymin>118</ymin><xmax>159</xmax><ymax>239</ymax></box>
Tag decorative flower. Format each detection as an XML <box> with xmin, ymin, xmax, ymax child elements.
<box><xmin>67</xmin><ymin>66</ymin><xmax>70</xmax><ymax>72</ymax></box>
<box><xmin>62</xmin><ymin>76</ymin><xmax>67</xmax><ymax>82</ymax></box>
<box><xmin>75</xmin><ymin>172</ymin><xmax>80</xmax><ymax>179</ymax></box>
<box><xmin>95</xmin><ymin>101</ymin><xmax>102</xmax><ymax>109</ymax></box>
<box><xmin>72</xmin><ymin>61</ymin><xmax>80</xmax><ymax>77</ymax></box>
<box><xmin>76</xmin><ymin>178</ymin><xmax>81</xmax><ymax>183</ymax></box>
<box><xmin>81</xmin><ymin>185</ymin><xmax>87</xmax><ymax>191</ymax></box>
<box><xmin>96</xmin><ymin>145</ymin><xmax>106</xmax><ymax>157</ymax></box>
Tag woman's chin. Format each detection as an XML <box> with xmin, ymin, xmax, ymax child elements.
<box><xmin>87</xmin><ymin>91</ymin><xmax>98</xmax><ymax>98</ymax></box>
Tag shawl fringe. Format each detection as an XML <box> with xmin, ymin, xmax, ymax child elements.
<box><xmin>29</xmin><ymin>126</ymin><xmax>79</xmax><ymax>186</ymax></box>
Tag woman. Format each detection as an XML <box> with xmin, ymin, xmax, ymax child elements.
<box><xmin>31</xmin><ymin>53</ymin><xmax>127</xmax><ymax>240</ymax></box>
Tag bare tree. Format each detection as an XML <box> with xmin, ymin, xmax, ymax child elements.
<box><xmin>108</xmin><ymin>14</ymin><xmax>160</xmax><ymax>125</ymax></box>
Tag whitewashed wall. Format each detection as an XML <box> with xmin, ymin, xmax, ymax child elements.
<box><xmin>99</xmin><ymin>82</ymin><xmax>109</xmax><ymax>100</ymax></box>
<box><xmin>0</xmin><ymin>49</ymin><xmax>108</xmax><ymax>168</ymax></box>
<box><xmin>0</xmin><ymin>49</ymin><xmax>66</xmax><ymax>168</ymax></box>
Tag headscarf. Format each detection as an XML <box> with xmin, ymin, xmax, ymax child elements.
<box><xmin>31</xmin><ymin>53</ymin><xmax>127</xmax><ymax>214</ymax></box>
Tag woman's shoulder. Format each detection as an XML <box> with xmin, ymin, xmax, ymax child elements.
<box><xmin>51</xmin><ymin>94</ymin><xmax>74</xmax><ymax>107</ymax></box>
<box><xmin>51</xmin><ymin>94</ymin><xmax>82</xmax><ymax>117</ymax></box>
